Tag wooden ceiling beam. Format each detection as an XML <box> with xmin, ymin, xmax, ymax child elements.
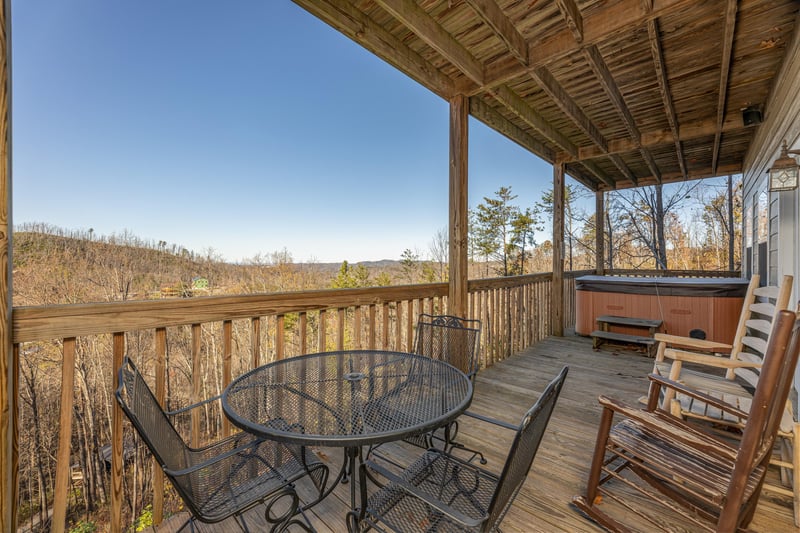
<box><xmin>469</xmin><ymin>97</ymin><xmax>553</xmax><ymax>160</ymax></box>
<box><xmin>648</xmin><ymin>19</ymin><xmax>686</xmax><ymax>179</ymax></box>
<box><xmin>531</xmin><ymin>66</ymin><xmax>608</xmax><ymax>153</ymax></box>
<box><xmin>489</xmin><ymin>85</ymin><xmax>578</xmax><ymax>157</ymax></box>
<box><xmin>561</xmin><ymin>114</ymin><xmax>746</xmax><ymax>162</ymax></box>
<box><xmin>555</xmin><ymin>0</ymin><xmax>584</xmax><ymax>43</ymax></box>
<box><xmin>711</xmin><ymin>0</ymin><xmax>738</xmax><ymax>176</ymax></box>
<box><xmin>608</xmin><ymin>154</ymin><xmax>638</xmax><ymax>185</ymax></box>
<box><xmin>607</xmin><ymin>162</ymin><xmax>743</xmax><ymax>190</ymax></box>
<box><xmin>582</xmin><ymin>44</ymin><xmax>648</xmax><ymax>184</ymax></box>
<box><xmin>477</xmin><ymin>0</ymin><xmax>693</xmax><ymax>94</ymax></box>
<box><xmin>373</xmin><ymin>0</ymin><xmax>485</xmax><ymax>85</ymax></box>
<box><xmin>291</xmin><ymin>0</ymin><xmax>457</xmax><ymax>98</ymax></box>
<box><xmin>464</xmin><ymin>0</ymin><xmax>528</xmax><ymax>65</ymax></box>
<box><xmin>580</xmin><ymin>160</ymin><xmax>616</xmax><ymax>189</ymax></box>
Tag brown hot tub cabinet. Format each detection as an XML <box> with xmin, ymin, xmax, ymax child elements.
<box><xmin>575</xmin><ymin>276</ymin><xmax>750</xmax><ymax>344</ymax></box>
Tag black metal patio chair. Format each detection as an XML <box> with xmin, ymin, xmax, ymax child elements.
<box><xmin>351</xmin><ymin>366</ymin><xmax>568</xmax><ymax>532</ymax></box>
<box><xmin>366</xmin><ymin>314</ymin><xmax>483</xmax><ymax>463</ymax></box>
<box><xmin>115</xmin><ymin>356</ymin><xmax>329</xmax><ymax>532</ymax></box>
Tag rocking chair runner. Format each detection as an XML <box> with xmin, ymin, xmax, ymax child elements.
<box><xmin>116</xmin><ymin>356</ymin><xmax>329</xmax><ymax>532</ymax></box>
<box><xmin>573</xmin><ymin>309</ymin><xmax>800</xmax><ymax>532</ymax></box>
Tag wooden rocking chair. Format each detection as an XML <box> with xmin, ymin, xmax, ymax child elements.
<box><xmin>652</xmin><ymin>274</ymin><xmax>798</xmax><ymax>523</ymax></box>
<box><xmin>573</xmin><ymin>309</ymin><xmax>800</xmax><ymax>532</ymax></box>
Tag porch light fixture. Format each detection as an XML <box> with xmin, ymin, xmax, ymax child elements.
<box><xmin>769</xmin><ymin>140</ymin><xmax>800</xmax><ymax>192</ymax></box>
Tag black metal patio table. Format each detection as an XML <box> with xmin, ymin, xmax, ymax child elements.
<box><xmin>221</xmin><ymin>349</ymin><xmax>473</xmax><ymax>523</ymax></box>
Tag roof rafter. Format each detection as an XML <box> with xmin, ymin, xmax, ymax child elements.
<box><xmin>583</xmin><ymin>45</ymin><xmax>647</xmax><ymax>184</ymax></box>
<box><xmin>712</xmin><ymin>0</ymin><xmax>739</xmax><ymax>175</ymax></box>
<box><xmin>580</xmin><ymin>160</ymin><xmax>616</xmax><ymax>189</ymax></box>
<box><xmin>373</xmin><ymin>0</ymin><xmax>485</xmax><ymax>85</ymax></box>
<box><xmin>531</xmin><ymin>66</ymin><xmax>608</xmax><ymax>153</ymax></box>
<box><xmin>469</xmin><ymin>97</ymin><xmax>554</xmax><ymax>161</ymax></box>
<box><xmin>647</xmin><ymin>19</ymin><xmax>687</xmax><ymax>178</ymax></box>
<box><xmin>464</xmin><ymin>0</ymin><xmax>528</xmax><ymax>65</ymax></box>
<box><xmin>489</xmin><ymin>85</ymin><xmax>578</xmax><ymax>157</ymax></box>
<box><xmin>475</xmin><ymin>0</ymin><xmax>693</xmax><ymax>94</ymax></box>
<box><xmin>532</xmin><ymin>59</ymin><xmax>640</xmax><ymax>187</ymax></box>
<box><xmin>290</xmin><ymin>0</ymin><xmax>456</xmax><ymax>98</ymax></box>
<box><xmin>555</xmin><ymin>0</ymin><xmax>583</xmax><ymax>43</ymax></box>
<box><xmin>562</xmin><ymin>114</ymin><xmax>746</xmax><ymax>162</ymax></box>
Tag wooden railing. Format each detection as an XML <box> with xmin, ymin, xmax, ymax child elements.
<box><xmin>12</xmin><ymin>274</ymin><xmax>557</xmax><ymax>531</ymax></box>
<box><xmin>11</xmin><ymin>268</ymin><xmax>737</xmax><ymax>531</ymax></box>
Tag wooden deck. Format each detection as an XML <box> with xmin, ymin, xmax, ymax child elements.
<box><xmin>150</xmin><ymin>334</ymin><xmax>799</xmax><ymax>532</ymax></box>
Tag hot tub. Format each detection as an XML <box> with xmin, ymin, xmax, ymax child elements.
<box><xmin>575</xmin><ymin>275</ymin><xmax>750</xmax><ymax>343</ymax></box>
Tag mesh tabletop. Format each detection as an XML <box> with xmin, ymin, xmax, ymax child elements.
<box><xmin>222</xmin><ymin>350</ymin><xmax>473</xmax><ymax>448</ymax></box>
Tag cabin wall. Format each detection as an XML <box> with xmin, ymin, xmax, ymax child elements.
<box><xmin>742</xmin><ymin>13</ymin><xmax>800</xmax><ymax>384</ymax></box>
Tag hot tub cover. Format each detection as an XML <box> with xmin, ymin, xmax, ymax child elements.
<box><xmin>575</xmin><ymin>276</ymin><xmax>750</xmax><ymax>297</ymax></box>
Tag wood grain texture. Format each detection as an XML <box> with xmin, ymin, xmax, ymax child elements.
<box><xmin>111</xmin><ymin>333</ymin><xmax>124</xmax><ymax>533</ymax></box>
<box><xmin>552</xmin><ymin>163</ymin><xmax>565</xmax><ymax>336</ymax></box>
<box><xmin>51</xmin><ymin>338</ymin><xmax>75</xmax><ymax>533</ymax></box>
<box><xmin>449</xmin><ymin>94</ymin><xmax>469</xmax><ymax>319</ymax></box>
<box><xmin>0</xmin><ymin>1</ymin><xmax>11</xmax><ymax>528</ymax></box>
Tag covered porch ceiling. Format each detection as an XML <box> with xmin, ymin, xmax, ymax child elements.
<box><xmin>292</xmin><ymin>0</ymin><xmax>799</xmax><ymax>191</ymax></box>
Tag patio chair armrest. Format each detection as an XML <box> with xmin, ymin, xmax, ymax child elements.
<box><xmin>362</xmin><ymin>458</ymin><xmax>485</xmax><ymax>528</ymax></box>
<box><xmin>645</xmin><ymin>374</ymin><xmax>749</xmax><ymax>420</ymax></box>
<box><xmin>654</xmin><ymin>333</ymin><xmax>732</xmax><ymax>353</ymax></box>
<box><xmin>165</xmin><ymin>393</ymin><xmax>223</xmax><ymax>416</ymax></box>
<box><xmin>664</xmin><ymin>349</ymin><xmax>762</xmax><ymax>369</ymax></box>
<box><xmin>460</xmin><ymin>410</ymin><xmax>517</xmax><ymax>431</ymax></box>
<box><xmin>163</xmin><ymin>433</ymin><xmax>266</xmax><ymax>477</ymax></box>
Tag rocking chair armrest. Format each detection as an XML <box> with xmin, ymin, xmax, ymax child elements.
<box><xmin>646</xmin><ymin>374</ymin><xmax>750</xmax><ymax>420</ymax></box>
<box><xmin>654</xmin><ymin>333</ymin><xmax>732</xmax><ymax>353</ymax></box>
<box><xmin>165</xmin><ymin>393</ymin><xmax>223</xmax><ymax>416</ymax></box>
<box><xmin>460</xmin><ymin>410</ymin><xmax>517</xmax><ymax>431</ymax></box>
<box><xmin>664</xmin><ymin>349</ymin><xmax>762</xmax><ymax>369</ymax></box>
<box><xmin>362</xmin><ymin>458</ymin><xmax>485</xmax><ymax>529</ymax></box>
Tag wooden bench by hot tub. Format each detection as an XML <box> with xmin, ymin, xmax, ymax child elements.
<box><xmin>591</xmin><ymin>315</ymin><xmax>663</xmax><ymax>356</ymax></box>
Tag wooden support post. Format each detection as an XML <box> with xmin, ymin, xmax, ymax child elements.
<box><xmin>553</xmin><ymin>163</ymin><xmax>565</xmax><ymax>336</ymax></box>
<box><xmin>449</xmin><ymin>94</ymin><xmax>469</xmax><ymax>318</ymax></box>
<box><xmin>0</xmin><ymin>3</ymin><xmax>13</xmax><ymax>530</ymax></box>
<box><xmin>596</xmin><ymin>190</ymin><xmax>605</xmax><ymax>275</ymax></box>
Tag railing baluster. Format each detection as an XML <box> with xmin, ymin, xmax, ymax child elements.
<box><xmin>191</xmin><ymin>324</ymin><xmax>201</xmax><ymax>447</ymax></box>
<box><xmin>319</xmin><ymin>309</ymin><xmax>327</xmax><ymax>352</ymax></box>
<box><xmin>406</xmin><ymin>300</ymin><xmax>415</xmax><ymax>351</ymax></box>
<box><xmin>111</xmin><ymin>332</ymin><xmax>125</xmax><ymax>533</ymax></box>
<box><xmin>299</xmin><ymin>312</ymin><xmax>308</xmax><ymax>354</ymax></box>
<box><xmin>337</xmin><ymin>308</ymin><xmax>345</xmax><ymax>351</ymax></box>
<box><xmin>354</xmin><ymin>305</ymin><xmax>362</xmax><ymax>349</ymax></box>
<box><xmin>222</xmin><ymin>321</ymin><xmax>232</xmax><ymax>437</ymax></box>
<box><xmin>153</xmin><ymin>328</ymin><xmax>167</xmax><ymax>524</ymax></box>
<box><xmin>52</xmin><ymin>337</ymin><xmax>76</xmax><ymax>533</ymax></box>
<box><xmin>382</xmin><ymin>302</ymin><xmax>390</xmax><ymax>350</ymax></box>
<box><xmin>251</xmin><ymin>317</ymin><xmax>261</xmax><ymax>369</ymax></box>
<box><xmin>276</xmin><ymin>314</ymin><xmax>285</xmax><ymax>360</ymax></box>
<box><xmin>368</xmin><ymin>305</ymin><xmax>377</xmax><ymax>350</ymax></box>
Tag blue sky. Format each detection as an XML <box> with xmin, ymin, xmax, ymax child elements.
<box><xmin>12</xmin><ymin>1</ymin><xmax>573</xmax><ymax>263</ymax></box>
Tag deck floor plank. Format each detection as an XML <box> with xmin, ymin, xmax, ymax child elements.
<box><xmin>149</xmin><ymin>335</ymin><xmax>798</xmax><ymax>532</ymax></box>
